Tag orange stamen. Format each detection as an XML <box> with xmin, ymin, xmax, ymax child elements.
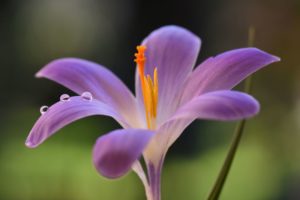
<box><xmin>134</xmin><ymin>45</ymin><xmax>158</xmax><ymax>129</ymax></box>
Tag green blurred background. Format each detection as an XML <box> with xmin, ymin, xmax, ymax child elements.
<box><xmin>0</xmin><ymin>0</ymin><xmax>298</xmax><ymax>199</ymax></box>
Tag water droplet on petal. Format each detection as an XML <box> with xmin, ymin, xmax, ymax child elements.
<box><xmin>40</xmin><ymin>105</ymin><xmax>49</xmax><ymax>114</ymax></box>
<box><xmin>60</xmin><ymin>94</ymin><xmax>70</xmax><ymax>102</ymax></box>
<box><xmin>81</xmin><ymin>92</ymin><xmax>93</xmax><ymax>101</ymax></box>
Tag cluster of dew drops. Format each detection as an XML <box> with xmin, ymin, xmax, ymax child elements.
<box><xmin>39</xmin><ymin>91</ymin><xmax>93</xmax><ymax>115</ymax></box>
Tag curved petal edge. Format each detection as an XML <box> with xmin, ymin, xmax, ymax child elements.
<box><xmin>26</xmin><ymin>96</ymin><xmax>129</xmax><ymax>148</ymax></box>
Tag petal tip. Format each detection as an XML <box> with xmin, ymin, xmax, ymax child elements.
<box><xmin>92</xmin><ymin>129</ymin><xmax>154</xmax><ymax>179</ymax></box>
<box><xmin>272</xmin><ymin>55</ymin><xmax>281</xmax><ymax>62</ymax></box>
<box><xmin>35</xmin><ymin>58</ymin><xmax>77</xmax><ymax>78</ymax></box>
<box><xmin>236</xmin><ymin>92</ymin><xmax>260</xmax><ymax>119</ymax></box>
<box><xmin>35</xmin><ymin>70</ymin><xmax>43</xmax><ymax>78</ymax></box>
<box><xmin>143</xmin><ymin>25</ymin><xmax>201</xmax><ymax>47</ymax></box>
<box><xmin>25</xmin><ymin>139</ymin><xmax>38</xmax><ymax>148</ymax></box>
<box><xmin>250</xmin><ymin>97</ymin><xmax>260</xmax><ymax>116</ymax></box>
<box><xmin>252</xmin><ymin>47</ymin><xmax>281</xmax><ymax>63</ymax></box>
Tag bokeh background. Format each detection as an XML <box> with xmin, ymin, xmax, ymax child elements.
<box><xmin>0</xmin><ymin>0</ymin><xmax>299</xmax><ymax>199</ymax></box>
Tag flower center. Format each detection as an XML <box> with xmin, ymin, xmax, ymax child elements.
<box><xmin>134</xmin><ymin>45</ymin><xmax>158</xmax><ymax>129</ymax></box>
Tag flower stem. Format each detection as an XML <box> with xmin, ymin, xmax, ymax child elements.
<box><xmin>147</xmin><ymin>160</ymin><xmax>163</xmax><ymax>200</ymax></box>
<box><xmin>206</xmin><ymin>27</ymin><xmax>255</xmax><ymax>200</ymax></box>
<box><xmin>206</xmin><ymin>119</ymin><xmax>247</xmax><ymax>200</ymax></box>
<box><xmin>206</xmin><ymin>78</ymin><xmax>251</xmax><ymax>200</ymax></box>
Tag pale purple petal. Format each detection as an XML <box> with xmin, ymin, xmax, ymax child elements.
<box><xmin>158</xmin><ymin>90</ymin><xmax>259</xmax><ymax>148</ymax></box>
<box><xmin>36</xmin><ymin>58</ymin><xmax>141</xmax><ymax>127</ymax></box>
<box><xmin>93</xmin><ymin>129</ymin><xmax>154</xmax><ymax>178</ymax></box>
<box><xmin>26</xmin><ymin>96</ymin><xmax>130</xmax><ymax>148</ymax></box>
<box><xmin>181</xmin><ymin>48</ymin><xmax>280</xmax><ymax>104</ymax></box>
<box><xmin>136</xmin><ymin>25</ymin><xmax>201</xmax><ymax>124</ymax></box>
<box><xmin>174</xmin><ymin>90</ymin><xmax>259</xmax><ymax>121</ymax></box>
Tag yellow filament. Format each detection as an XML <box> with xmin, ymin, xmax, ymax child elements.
<box><xmin>153</xmin><ymin>68</ymin><xmax>158</xmax><ymax>117</ymax></box>
<box><xmin>134</xmin><ymin>45</ymin><xmax>158</xmax><ymax>129</ymax></box>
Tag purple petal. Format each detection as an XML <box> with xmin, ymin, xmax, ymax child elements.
<box><xmin>181</xmin><ymin>48</ymin><xmax>280</xmax><ymax>104</ymax></box>
<box><xmin>93</xmin><ymin>129</ymin><xmax>154</xmax><ymax>178</ymax></box>
<box><xmin>26</xmin><ymin>96</ymin><xmax>129</xmax><ymax>148</ymax></box>
<box><xmin>158</xmin><ymin>90</ymin><xmax>260</xmax><ymax>148</ymax></box>
<box><xmin>136</xmin><ymin>25</ymin><xmax>201</xmax><ymax>124</ymax></box>
<box><xmin>174</xmin><ymin>90</ymin><xmax>259</xmax><ymax>121</ymax></box>
<box><xmin>36</xmin><ymin>58</ymin><xmax>140</xmax><ymax>127</ymax></box>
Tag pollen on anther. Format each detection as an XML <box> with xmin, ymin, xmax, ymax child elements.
<box><xmin>134</xmin><ymin>46</ymin><xmax>147</xmax><ymax>69</ymax></box>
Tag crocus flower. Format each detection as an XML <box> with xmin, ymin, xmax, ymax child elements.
<box><xmin>26</xmin><ymin>25</ymin><xmax>279</xmax><ymax>200</ymax></box>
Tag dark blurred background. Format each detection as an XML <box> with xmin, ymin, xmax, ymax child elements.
<box><xmin>0</xmin><ymin>0</ymin><xmax>298</xmax><ymax>199</ymax></box>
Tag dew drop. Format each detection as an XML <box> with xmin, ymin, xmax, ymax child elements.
<box><xmin>81</xmin><ymin>91</ymin><xmax>93</xmax><ymax>101</ymax></box>
<box><xmin>60</xmin><ymin>94</ymin><xmax>70</xmax><ymax>102</ymax></box>
<box><xmin>40</xmin><ymin>105</ymin><xmax>49</xmax><ymax>114</ymax></box>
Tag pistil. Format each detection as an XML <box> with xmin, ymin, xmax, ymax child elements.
<box><xmin>134</xmin><ymin>46</ymin><xmax>158</xmax><ymax>129</ymax></box>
